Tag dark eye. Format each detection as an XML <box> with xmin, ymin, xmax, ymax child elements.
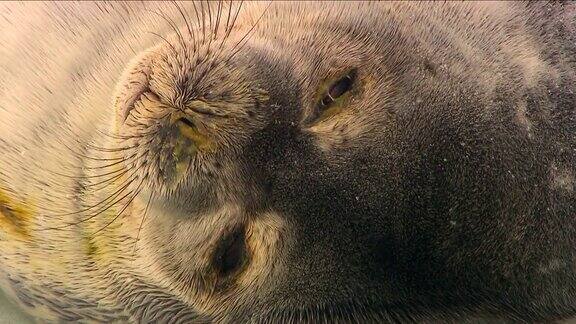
<box><xmin>320</xmin><ymin>71</ymin><xmax>356</xmax><ymax>107</ymax></box>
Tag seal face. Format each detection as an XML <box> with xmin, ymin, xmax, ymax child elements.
<box><xmin>1</xmin><ymin>1</ymin><xmax>576</xmax><ymax>323</ymax></box>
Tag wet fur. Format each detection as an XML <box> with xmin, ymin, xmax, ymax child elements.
<box><xmin>0</xmin><ymin>1</ymin><xmax>575</xmax><ymax>323</ymax></box>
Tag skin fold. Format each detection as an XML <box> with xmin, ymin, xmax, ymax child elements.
<box><xmin>0</xmin><ymin>1</ymin><xmax>575</xmax><ymax>323</ymax></box>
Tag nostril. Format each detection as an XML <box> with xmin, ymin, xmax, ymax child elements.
<box><xmin>178</xmin><ymin>117</ymin><xmax>195</xmax><ymax>129</ymax></box>
<box><xmin>212</xmin><ymin>227</ymin><xmax>248</xmax><ymax>277</ymax></box>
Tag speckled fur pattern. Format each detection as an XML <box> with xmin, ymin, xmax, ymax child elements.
<box><xmin>0</xmin><ymin>1</ymin><xmax>575</xmax><ymax>323</ymax></box>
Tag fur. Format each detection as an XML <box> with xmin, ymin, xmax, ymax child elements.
<box><xmin>0</xmin><ymin>1</ymin><xmax>575</xmax><ymax>323</ymax></box>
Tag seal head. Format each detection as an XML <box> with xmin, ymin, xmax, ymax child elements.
<box><xmin>1</xmin><ymin>2</ymin><xmax>576</xmax><ymax>323</ymax></box>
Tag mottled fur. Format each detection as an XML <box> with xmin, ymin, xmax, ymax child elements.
<box><xmin>0</xmin><ymin>1</ymin><xmax>575</xmax><ymax>323</ymax></box>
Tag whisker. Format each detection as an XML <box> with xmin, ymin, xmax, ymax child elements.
<box><xmin>147</xmin><ymin>31</ymin><xmax>179</xmax><ymax>57</ymax></box>
<box><xmin>205</xmin><ymin>0</ymin><xmax>215</xmax><ymax>53</ymax></box>
<box><xmin>58</xmin><ymin>137</ymin><xmax>125</xmax><ymax>162</ymax></box>
<box><xmin>55</xmin><ymin>185</ymin><xmax>135</xmax><ymax>230</ymax></box>
<box><xmin>145</xmin><ymin>8</ymin><xmax>188</xmax><ymax>61</ymax></box>
<box><xmin>125</xmin><ymin>110</ymin><xmax>172</xmax><ymax>124</ymax></box>
<box><xmin>199</xmin><ymin>1</ymin><xmax>207</xmax><ymax>43</ymax></box>
<box><xmin>83</xmin><ymin>168</ymin><xmax>132</xmax><ymax>192</ymax></box>
<box><xmin>43</xmin><ymin>172</ymin><xmax>139</xmax><ymax>218</ymax></box>
<box><xmin>224</xmin><ymin>0</ymin><xmax>233</xmax><ymax>37</ymax></box>
<box><xmin>82</xmin><ymin>154</ymin><xmax>145</xmax><ymax>193</ymax></box>
<box><xmin>227</xmin><ymin>1</ymin><xmax>272</xmax><ymax>63</ymax></box>
<box><xmin>196</xmin><ymin>0</ymin><xmax>242</xmax><ymax>77</ymax></box>
<box><xmin>82</xmin><ymin>142</ymin><xmax>141</xmax><ymax>153</ymax></box>
<box><xmin>35</xmin><ymin>146</ymin><xmax>147</xmax><ymax>215</ymax></box>
<box><xmin>42</xmin><ymin>176</ymin><xmax>139</xmax><ymax>231</ymax></box>
<box><xmin>132</xmin><ymin>190</ymin><xmax>154</xmax><ymax>256</ymax></box>
<box><xmin>91</xmin><ymin>178</ymin><xmax>145</xmax><ymax>236</ymax></box>
<box><xmin>207</xmin><ymin>0</ymin><xmax>213</xmax><ymax>39</ymax></box>
<box><xmin>189</xmin><ymin>0</ymin><xmax>206</xmax><ymax>83</ymax></box>
<box><xmin>172</xmin><ymin>1</ymin><xmax>197</xmax><ymax>53</ymax></box>
<box><xmin>227</xmin><ymin>0</ymin><xmax>243</xmax><ymax>38</ymax></box>
<box><xmin>192</xmin><ymin>1</ymin><xmax>241</xmax><ymax>88</ymax></box>
<box><xmin>41</xmin><ymin>186</ymin><xmax>133</xmax><ymax>230</ymax></box>
<box><xmin>191</xmin><ymin>0</ymin><xmax>203</xmax><ymax>37</ymax></box>
<box><xmin>203</xmin><ymin>0</ymin><xmax>236</xmax><ymax>70</ymax></box>
<box><xmin>48</xmin><ymin>164</ymin><xmax>126</xmax><ymax>180</ymax></box>
<box><xmin>214</xmin><ymin>0</ymin><xmax>223</xmax><ymax>40</ymax></box>
<box><xmin>82</xmin><ymin>153</ymin><xmax>136</xmax><ymax>171</ymax></box>
<box><xmin>123</xmin><ymin>118</ymin><xmax>160</xmax><ymax>130</ymax></box>
<box><xmin>97</xmin><ymin>128</ymin><xmax>158</xmax><ymax>141</ymax></box>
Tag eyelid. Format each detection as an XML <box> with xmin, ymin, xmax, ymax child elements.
<box><xmin>319</xmin><ymin>69</ymin><xmax>356</xmax><ymax>108</ymax></box>
<box><xmin>305</xmin><ymin>68</ymin><xmax>358</xmax><ymax>126</ymax></box>
<box><xmin>321</xmin><ymin>93</ymin><xmax>335</xmax><ymax>107</ymax></box>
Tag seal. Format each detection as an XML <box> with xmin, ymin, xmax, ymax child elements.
<box><xmin>1</xmin><ymin>1</ymin><xmax>576</xmax><ymax>323</ymax></box>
